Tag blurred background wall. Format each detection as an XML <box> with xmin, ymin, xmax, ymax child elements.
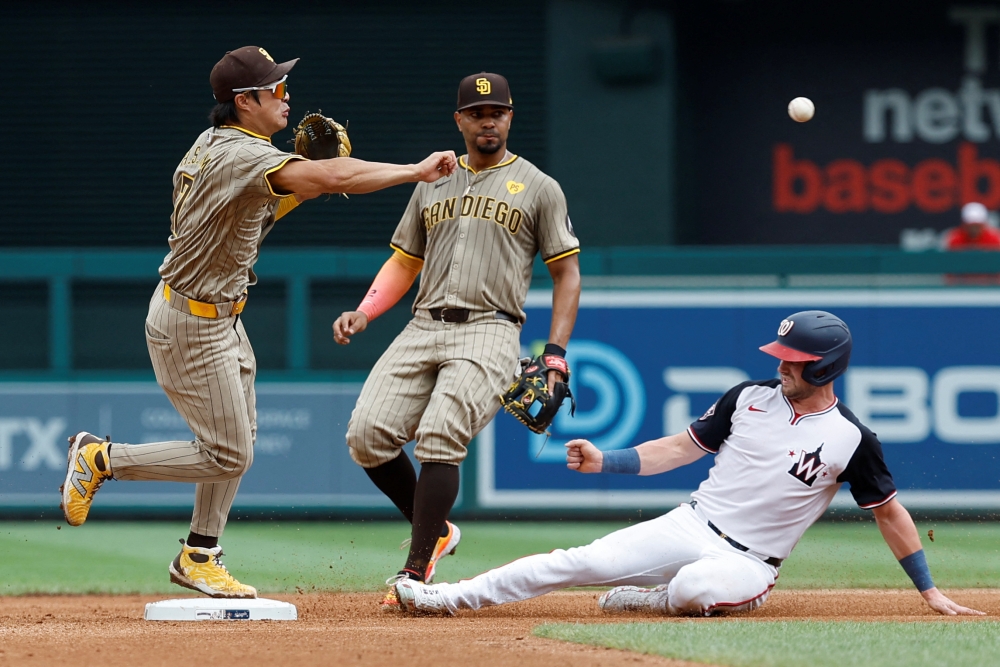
<box><xmin>1</xmin><ymin>0</ymin><xmax>998</xmax><ymax>517</ymax></box>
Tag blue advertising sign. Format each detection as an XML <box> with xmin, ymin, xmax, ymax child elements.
<box><xmin>0</xmin><ymin>383</ymin><xmax>426</xmax><ymax>511</ymax></box>
<box><xmin>479</xmin><ymin>289</ymin><xmax>1000</xmax><ymax>510</ymax></box>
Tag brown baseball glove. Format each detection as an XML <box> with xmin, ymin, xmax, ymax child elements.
<box><xmin>292</xmin><ymin>112</ymin><xmax>352</xmax><ymax>160</ymax></box>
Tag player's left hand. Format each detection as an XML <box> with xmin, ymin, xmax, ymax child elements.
<box><xmin>546</xmin><ymin>370</ymin><xmax>562</xmax><ymax>394</ymax></box>
<box><xmin>333</xmin><ymin>311</ymin><xmax>369</xmax><ymax>345</ymax></box>
<box><xmin>920</xmin><ymin>588</ymin><xmax>985</xmax><ymax>615</ymax></box>
<box><xmin>414</xmin><ymin>151</ymin><xmax>458</xmax><ymax>182</ymax></box>
<box><xmin>565</xmin><ymin>439</ymin><xmax>603</xmax><ymax>473</ymax></box>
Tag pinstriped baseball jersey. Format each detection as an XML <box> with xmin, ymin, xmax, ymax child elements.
<box><xmin>390</xmin><ymin>154</ymin><xmax>579</xmax><ymax>323</ymax></box>
<box><xmin>160</xmin><ymin>125</ymin><xmax>304</xmax><ymax>303</ymax></box>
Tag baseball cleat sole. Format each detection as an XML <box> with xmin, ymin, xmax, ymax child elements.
<box><xmin>168</xmin><ymin>562</ymin><xmax>257</xmax><ymax>599</ymax></box>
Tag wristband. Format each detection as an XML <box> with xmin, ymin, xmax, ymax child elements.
<box><xmin>602</xmin><ymin>448</ymin><xmax>641</xmax><ymax>475</ymax></box>
<box><xmin>543</xmin><ymin>343</ymin><xmax>567</xmax><ymax>357</ymax></box>
<box><xmin>898</xmin><ymin>549</ymin><xmax>935</xmax><ymax>592</ymax></box>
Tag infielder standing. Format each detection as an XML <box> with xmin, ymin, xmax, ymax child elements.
<box><xmin>60</xmin><ymin>46</ymin><xmax>457</xmax><ymax>598</ymax></box>
<box><xmin>334</xmin><ymin>72</ymin><xmax>581</xmax><ymax>608</ymax></box>
<box><xmin>394</xmin><ymin>311</ymin><xmax>983</xmax><ymax>617</ymax></box>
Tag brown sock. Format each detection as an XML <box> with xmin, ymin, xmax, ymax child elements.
<box><xmin>403</xmin><ymin>463</ymin><xmax>459</xmax><ymax>578</ymax></box>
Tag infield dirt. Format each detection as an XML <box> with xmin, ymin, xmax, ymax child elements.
<box><xmin>1</xmin><ymin>590</ymin><xmax>996</xmax><ymax>667</ymax></box>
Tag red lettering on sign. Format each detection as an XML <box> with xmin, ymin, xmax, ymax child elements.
<box><xmin>824</xmin><ymin>159</ymin><xmax>867</xmax><ymax>213</ymax></box>
<box><xmin>958</xmin><ymin>143</ymin><xmax>1000</xmax><ymax>209</ymax></box>
<box><xmin>772</xmin><ymin>142</ymin><xmax>998</xmax><ymax>215</ymax></box>
<box><xmin>773</xmin><ymin>144</ymin><xmax>822</xmax><ymax>212</ymax></box>
<box><xmin>869</xmin><ymin>159</ymin><xmax>911</xmax><ymax>213</ymax></box>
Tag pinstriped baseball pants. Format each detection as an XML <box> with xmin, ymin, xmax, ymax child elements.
<box><xmin>347</xmin><ymin>310</ymin><xmax>521</xmax><ymax>467</ymax></box>
<box><xmin>107</xmin><ymin>282</ymin><xmax>256</xmax><ymax>537</ymax></box>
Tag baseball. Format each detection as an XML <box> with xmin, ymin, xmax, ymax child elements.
<box><xmin>788</xmin><ymin>97</ymin><xmax>815</xmax><ymax>122</ymax></box>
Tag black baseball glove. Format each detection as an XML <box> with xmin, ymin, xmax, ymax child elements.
<box><xmin>292</xmin><ymin>112</ymin><xmax>352</xmax><ymax>160</ymax></box>
<box><xmin>499</xmin><ymin>354</ymin><xmax>576</xmax><ymax>435</ymax></box>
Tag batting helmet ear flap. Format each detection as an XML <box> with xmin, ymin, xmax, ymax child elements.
<box><xmin>801</xmin><ymin>343</ymin><xmax>851</xmax><ymax>386</ymax></box>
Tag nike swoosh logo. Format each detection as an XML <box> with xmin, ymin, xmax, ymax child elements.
<box><xmin>434</xmin><ymin>179</ymin><xmax>451</xmax><ymax>189</ymax></box>
<box><xmin>748</xmin><ymin>405</ymin><xmax>767</xmax><ymax>413</ymax></box>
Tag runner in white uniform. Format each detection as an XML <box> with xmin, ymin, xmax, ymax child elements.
<box><xmin>393</xmin><ymin>311</ymin><xmax>983</xmax><ymax>617</ymax></box>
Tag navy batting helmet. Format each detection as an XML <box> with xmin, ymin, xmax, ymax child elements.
<box><xmin>759</xmin><ymin>311</ymin><xmax>852</xmax><ymax>386</ymax></box>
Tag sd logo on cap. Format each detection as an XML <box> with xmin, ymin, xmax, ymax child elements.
<box><xmin>457</xmin><ymin>72</ymin><xmax>513</xmax><ymax>111</ymax></box>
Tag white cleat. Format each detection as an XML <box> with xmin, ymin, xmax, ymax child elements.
<box><xmin>394</xmin><ymin>579</ymin><xmax>455</xmax><ymax>616</ymax></box>
<box><xmin>598</xmin><ymin>585</ymin><xmax>670</xmax><ymax>613</ymax></box>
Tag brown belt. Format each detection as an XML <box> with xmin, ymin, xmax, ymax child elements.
<box><xmin>428</xmin><ymin>308</ymin><xmax>518</xmax><ymax>324</ymax></box>
<box><xmin>163</xmin><ymin>284</ymin><xmax>247</xmax><ymax>319</ymax></box>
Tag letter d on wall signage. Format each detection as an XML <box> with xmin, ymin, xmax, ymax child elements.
<box><xmin>532</xmin><ymin>340</ymin><xmax>645</xmax><ymax>461</ymax></box>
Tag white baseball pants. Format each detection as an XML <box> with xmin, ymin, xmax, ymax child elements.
<box><xmin>437</xmin><ymin>503</ymin><xmax>779</xmax><ymax>615</ymax></box>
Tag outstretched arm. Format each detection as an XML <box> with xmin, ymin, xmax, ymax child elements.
<box><xmin>566</xmin><ymin>431</ymin><xmax>705</xmax><ymax>476</ymax></box>
<box><xmin>872</xmin><ymin>499</ymin><xmax>984</xmax><ymax>616</ymax></box>
<box><xmin>269</xmin><ymin>151</ymin><xmax>457</xmax><ymax>196</ymax></box>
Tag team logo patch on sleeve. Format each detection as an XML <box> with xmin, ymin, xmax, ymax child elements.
<box><xmin>698</xmin><ymin>402</ymin><xmax>717</xmax><ymax>421</ymax></box>
<box><xmin>788</xmin><ymin>443</ymin><xmax>827</xmax><ymax>487</ymax></box>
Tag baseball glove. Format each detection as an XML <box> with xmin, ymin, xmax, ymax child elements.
<box><xmin>292</xmin><ymin>112</ymin><xmax>352</xmax><ymax>160</ymax></box>
<box><xmin>499</xmin><ymin>354</ymin><xmax>576</xmax><ymax>435</ymax></box>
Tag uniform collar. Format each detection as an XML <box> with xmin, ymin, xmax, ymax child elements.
<box><xmin>219</xmin><ymin>125</ymin><xmax>273</xmax><ymax>143</ymax></box>
<box><xmin>459</xmin><ymin>151</ymin><xmax>518</xmax><ymax>175</ymax></box>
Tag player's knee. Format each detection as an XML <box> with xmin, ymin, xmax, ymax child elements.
<box><xmin>667</xmin><ymin>570</ymin><xmax>716</xmax><ymax>616</ymax></box>
<box><xmin>233</xmin><ymin>445</ymin><xmax>253</xmax><ymax>476</ymax></box>
<box><xmin>345</xmin><ymin>420</ymin><xmax>401</xmax><ymax>469</ymax></box>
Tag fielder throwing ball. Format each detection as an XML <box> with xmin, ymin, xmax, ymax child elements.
<box><xmin>393</xmin><ymin>311</ymin><xmax>984</xmax><ymax>617</ymax></box>
<box><xmin>335</xmin><ymin>72</ymin><xmax>581</xmax><ymax>608</ymax></box>
<box><xmin>60</xmin><ymin>46</ymin><xmax>457</xmax><ymax>598</ymax></box>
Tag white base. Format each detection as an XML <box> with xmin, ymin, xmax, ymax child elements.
<box><xmin>144</xmin><ymin>597</ymin><xmax>297</xmax><ymax>621</ymax></box>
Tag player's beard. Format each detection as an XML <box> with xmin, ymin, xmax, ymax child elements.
<box><xmin>780</xmin><ymin>380</ymin><xmax>817</xmax><ymax>402</ymax></box>
<box><xmin>475</xmin><ymin>134</ymin><xmax>504</xmax><ymax>155</ymax></box>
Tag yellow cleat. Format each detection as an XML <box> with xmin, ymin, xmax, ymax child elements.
<box><xmin>60</xmin><ymin>432</ymin><xmax>113</xmax><ymax>527</ymax></box>
<box><xmin>381</xmin><ymin>571</ymin><xmax>422</xmax><ymax>612</ymax></box>
<box><xmin>380</xmin><ymin>584</ymin><xmax>402</xmax><ymax>612</ymax></box>
<box><xmin>168</xmin><ymin>540</ymin><xmax>257</xmax><ymax>599</ymax></box>
<box><xmin>425</xmin><ymin>521</ymin><xmax>461</xmax><ymax>584</ymax></box>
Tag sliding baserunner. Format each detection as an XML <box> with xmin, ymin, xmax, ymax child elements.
<box><xmin>393</xmin><ymin>311</ymin><xmax>982</xmax><ymax>617</ymax></box>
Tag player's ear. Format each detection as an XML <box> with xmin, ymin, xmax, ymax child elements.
<box><xmin>454</xmin><ymin>111</ymin><xmax>462</xmax><ymax>131</ymax></box>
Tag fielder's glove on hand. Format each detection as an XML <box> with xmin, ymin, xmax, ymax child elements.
<box><xmin>292</xmin><ymin>112</ymin><xmax>352</xmax><ymax>160</ymax></box>
<box><xmin>499</xmin><ymin>354</ymin><xmax>576</xmax><ymax>435</ymax></box>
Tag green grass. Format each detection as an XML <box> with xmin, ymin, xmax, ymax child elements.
<box><xmin>0</xmin><ymin>520</ymin><xmax>620</xmax><ymax>595</ymax></box>
<box><xmin>1</xmin><ymin>520</ymin><xmax>998</xmax><ymax>595</ymax></box>
<box><xmin>534</xmin><ymin>620</ymin><xmax>1000</xmax><ymax>667</ymax></box>
<box><xmin>777</xmin><ymin>521</ymin><xmax>1000</xmax><ymax>589</ymax></box>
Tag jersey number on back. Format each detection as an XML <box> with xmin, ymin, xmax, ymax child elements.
<box><xmin>171</xmin><ymin>173</ymin><xmax>196</xmax><ymax>237</ymax></box>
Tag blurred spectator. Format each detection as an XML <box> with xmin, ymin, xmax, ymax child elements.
<box><xmin>943</xmin><ymin>203</ymin><xmax>1000</xmax><ymax>251</ymax></box>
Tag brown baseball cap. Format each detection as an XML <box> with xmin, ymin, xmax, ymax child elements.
<box><xmin>210</xmin><ymin>46</ymin><xmax>299</xmax><ymax>102</ymax></box>
<box><xmin>456</xmin><ymin>72</ymin><xmax>513</xmax><ymax>111</ymax></box>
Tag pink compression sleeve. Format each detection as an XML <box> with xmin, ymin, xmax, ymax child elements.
<box><xmin>357</xmin><ymin>251</ymin><xmax>423</xmax><ymax>322</ymax></box>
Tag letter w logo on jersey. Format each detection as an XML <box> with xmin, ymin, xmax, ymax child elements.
<box><xmin>788</xmin><ymin>443</ymin><xmax>827</xmax><ymax>487</ymax></box>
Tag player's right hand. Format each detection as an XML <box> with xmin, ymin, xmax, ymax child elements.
<box><xmin>333</xmin><ymin>311</ymin><xmax>369</xmax><ymax>345</ymax></box>
<box><xmin>565</xmin><ymin>439</ymin><xmax>603</xmax><ymax>474</ymax></box>
<box><xmin>414</xmin><ymin>151</ymin><xmax>458</xmax><ymax>183</ymax></box>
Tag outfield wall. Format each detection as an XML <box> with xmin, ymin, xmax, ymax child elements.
<box><xmin>2</xmin><ymin>287</ymin><xmax>998</xmax><ymax>516</ymax></box>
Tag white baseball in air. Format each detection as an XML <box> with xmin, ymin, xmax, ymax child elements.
<box><xmin>788</xmin><ymin>97</ymin><xmax>815</xmax><ymax>122</ymax></box>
